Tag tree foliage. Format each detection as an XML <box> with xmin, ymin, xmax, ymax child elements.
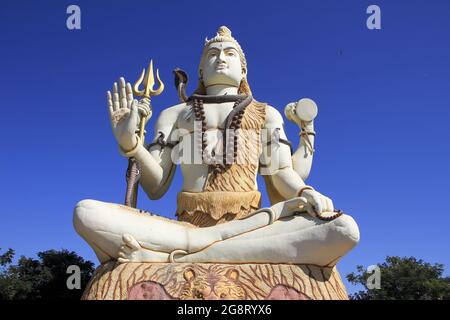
<box><xmin>347</xmin><ymin>256</ymin><xmax>450</xmax><ymax>300</ymax></box>
<box><xmin>0</xmin><ymin>248</ymin><xmax>95</xmax><ymax>300</ymax></box>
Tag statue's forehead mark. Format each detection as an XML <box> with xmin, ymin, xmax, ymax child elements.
<box><xmin>207</xmin><ymin>42</ymin><xmax>238</xmax><ymax>52</ymax></box>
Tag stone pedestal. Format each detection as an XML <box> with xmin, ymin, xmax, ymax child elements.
<box><xmin>82</xmin><ymin>262</ymin><xmax>349</xmax><ymax>300</ymax></box>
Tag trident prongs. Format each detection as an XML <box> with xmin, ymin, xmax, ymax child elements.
<box><xmin>133</xmin><ymin>60</ymin><xmax>165</xmax><ymax>99</ymax></box>
<box><xmin>132</xmin><ymin>59</ymin><xmax>165</xmax><ymax>143</ymax></box>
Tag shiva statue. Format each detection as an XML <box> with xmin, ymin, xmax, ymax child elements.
<box><xmin>74</xmin><ymin>26</ymin><xmax>359</xmax><ymax>273</ymax></box>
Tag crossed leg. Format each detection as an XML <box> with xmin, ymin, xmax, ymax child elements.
<box><xmin>177</xmin><ymin>214</ymin><xmax>360</xmax><ymax>266</ymax></box>
<box><xmin>73</xmin><ymin>198</ymin><xmax>359</xmax><ymax>266</ymax></box>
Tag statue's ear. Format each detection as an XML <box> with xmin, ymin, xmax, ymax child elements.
<box><xmin>226</xmin><ymin>269</ymin><xmax>240</xmax><ymax>282</ymax></box>
<box><xmin>183</xmin><ymin>268</ymin><xmax>196</xmax><ymax>282</ymax></box>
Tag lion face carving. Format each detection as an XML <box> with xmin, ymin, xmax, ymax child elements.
<box><xmin>180</xmin><ymin>266</ymin><xmax>247</xmax><ymax>300</ymax></box>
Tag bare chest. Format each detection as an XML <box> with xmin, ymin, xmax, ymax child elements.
<box><xmin>177</xmin><ymin>103</ymin><xmax>236</xmax><ymax>133</ymax></box>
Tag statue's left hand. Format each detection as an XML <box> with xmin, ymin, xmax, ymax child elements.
<box><xmin>301</xmin><ymin>189</ymin><xmax>334</xmax><ymax>214</ymax></box>
<box><xmin>284</xmin><ymin>102</ymin><xmax>314</xmax><ymax>130</ymax></box>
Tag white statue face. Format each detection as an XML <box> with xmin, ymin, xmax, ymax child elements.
<box><xmin>201</xmin><ymin>41</ymin><xmax>244</xmax><ymax>88</ymax></box>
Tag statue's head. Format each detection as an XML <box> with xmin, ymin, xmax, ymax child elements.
<box><xmin>196</xmin><ymin>26</ymin><xmax>251</xmax><ymax>95</ymax></box>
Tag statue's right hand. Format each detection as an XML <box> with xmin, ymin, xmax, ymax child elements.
<box><xmin>107</xmin><ymin>77</ymin><xmax>140</xmax><ymax>151</ymax></box>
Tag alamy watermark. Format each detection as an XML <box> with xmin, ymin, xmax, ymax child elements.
<box><xmin>152</xmin><ymin>124</ymin><xmax>292</xmax><ymax>176</ymax></box>
<box><xmin>65</xmin><ymin>5</ymin><xmax>381</xmax><ymax>31</ymax></box>
<box><xmin>66</xmin><ymin>265</ymin><xmax>81</xmax><ymax>290</ymax></box>
<box><xmin>366</xmin><ymin>5</ymin><xmax>381</xmax><ymax>30</ymax></box>
<box><xmin>66</xmin><ymin>5</ymin><xmax>81</xmax><ymax>30</ymax></box>
<box><xmin>366</xmin><ymin>264</ymin><xmax>381</xmax><ymax>289</ymax></box>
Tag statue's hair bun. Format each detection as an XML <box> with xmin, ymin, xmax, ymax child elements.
<box><xmin>217</xmin><ymin>26</ymin><xmax>232</xmax><ymax>37</ymax></box>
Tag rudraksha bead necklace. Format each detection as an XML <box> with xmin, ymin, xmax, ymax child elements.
<box><xmin>189</xmin><ymin>94</ymin><xmax>252</xmax><ymax>175</ymax></box>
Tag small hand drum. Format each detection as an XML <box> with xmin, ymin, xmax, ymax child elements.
<box><xmin>295</xmin><ymin>98</ymin><xmax>318</xmax><ymax>122</ymax></box>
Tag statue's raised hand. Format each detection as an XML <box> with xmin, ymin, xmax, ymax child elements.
<box><xmin>107</xmin><ymin>77</ymin><xmax>151</xmax><ymax>151</ymax></box>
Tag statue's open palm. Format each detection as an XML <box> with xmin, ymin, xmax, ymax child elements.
<box><xmin>107</xmin><ymin>77</ymin><xmax>149</xmax><ymax>151</ymax></box>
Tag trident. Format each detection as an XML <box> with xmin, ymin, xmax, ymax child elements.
<box><xmin>133</xmin><ymin>60</ymin><xmax>165</xmax><ymax>141</ymax></box>
<box><xmin>124</xmin><ymin>60</ymin><xmax>164</xmax><ymax>208</ymax></box>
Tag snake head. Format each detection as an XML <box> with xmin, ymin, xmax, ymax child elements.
<box><xmin>173</xmin><ymin>68</ymin><xmax>188</xmax><ymax>88</ymax></box>
<box><xmin>173</xmin><ymin>68</ymin><xmax>189</xmax><ymax>102</ymax></box>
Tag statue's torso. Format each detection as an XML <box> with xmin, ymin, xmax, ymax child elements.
<box><xmin>170</xmin><ymin>100</ymin><xmax>267</xmax><ymax>227</ymax></box>
<box><xmin>176</xmin><ymin>102</ymin><xmax>262</xmax><ymax>192</ymax></box>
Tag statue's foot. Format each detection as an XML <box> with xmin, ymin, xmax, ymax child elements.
<box><xmin>118</xmin><ymin>234</ymin><xmax>171</xmax><ymax>263</ymax></box>
<box><xmin>118</xmin><ymin>234</ymin><xmax>144</xmax><ymax>263</ymax></box>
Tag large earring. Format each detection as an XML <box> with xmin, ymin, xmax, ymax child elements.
<box><xmin>199</xmin><ymin>70</ymin><xmax>205</xmax><ymax>87</ymax></box>
<box><xmin>196</xmin><ymin>69</ymin><xmax>207</xmax><ymax>94</ymax></box>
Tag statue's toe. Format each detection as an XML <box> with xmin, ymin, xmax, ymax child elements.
<box><xmin>117</xmin><ymin>257</ymin><xmax>130</xmax><ymax>264</ymax></box>
<box><xmin>119</xmin><ymin>244</ymin><xmax>131</xmax><ymax>255</ymax></box>
<box><xmin>122</xmin><ymin>234</ymin><xmax>141</xmax><ymax>250</ymax></box>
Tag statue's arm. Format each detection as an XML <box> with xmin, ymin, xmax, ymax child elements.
<box><xmin>284</xmin><ymin>102</ymin><xmax>316</xmax><ymax>181</ymax></box>
<box><xmin>107</xmin><ymin>78</ymin><xmax>180</xmax><ymax>200</ymax></box>
<box><xmin>260</xmin><ymin>105</ymin><xmax>308</xmax><ymax>199</ymax></box>
<box><xmin>291</xmin><ymin>121</ymin><xmax>315</xmax><ymax>181</ymax></box>
<box><xmin>260</xmin><ymin>105</ymin><xmax>334</xmax><ymax>213</ymax></box>
<box><xmin>132</xmin><ymin>105</ymin><xmax>183</xmax><ymax>200</ymax></box>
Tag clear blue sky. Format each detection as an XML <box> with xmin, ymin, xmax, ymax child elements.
<box><xmin>1</xmin><ymin>0</ymin><xmax>449</xmax><ymax>294</ymax></box>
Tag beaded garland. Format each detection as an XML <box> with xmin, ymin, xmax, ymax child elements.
<box><xmin>189</xmin><ymin>94</ymin><xmax>252</xmax><ymax>175</ymax></box>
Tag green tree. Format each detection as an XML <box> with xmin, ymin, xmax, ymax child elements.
<box><xmin>0</xmin><ymin>248</ymin><xmax>95</xmax><ymax>300</ymax></box>
<box><xmin>347</xmin><ymin>256</ymin><xmax>450</xmax><ymax>300</ymax></box>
